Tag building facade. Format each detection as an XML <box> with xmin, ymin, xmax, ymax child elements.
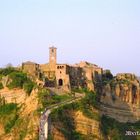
<box><xmin>22</xmin><ymin>46</ymin><xmax>103</xmax><ymax>91</ymax></box>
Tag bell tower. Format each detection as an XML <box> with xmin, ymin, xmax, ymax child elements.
<box><xmin>49</xmin><ymin>46</ymin><xmax>57</xmax><ymax>70</ymax></box>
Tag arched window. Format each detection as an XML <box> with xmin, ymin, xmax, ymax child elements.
<box><xmin>58</xmin><ymin>79</ymin><xmax>63</xmax><ymax>86</ymax></box>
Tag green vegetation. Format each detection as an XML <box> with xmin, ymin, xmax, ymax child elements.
<box><xmin>38</xmin><ymin>88</ymin><xmax>71</xmax><ymax>111</ymax></box>
<box><xmin>7</xmin><ymin>71</ymin><xmax>35</xmax><ymax>95</ymax></box>
<box><xmin>23</xmin><ymin>79</ymin><xmax>35</xmax><ymax>95</ymax></box>
<box><xmin>0</xmin><ymin>67</ymin><xmax>35</xmax><ymax>94</ymax></box>
<box><xmin>102</xmin><ymin>70</ymin><xmax>113</xmax><ymax>85</ymax></box>
<box><xmin>50</xmin><ymin>90</ymin><xmax>100</xmax><ymax>140</ymax></box>
<box><xmin>0</xmin><ymin>96</ymin><xmax>5</xmax><ymax>106</ymax></box>
<box><xmin>72</xmin><ymin>88</ymin><xmax>89</xmax><ymax>94</ymax></box>
<box><xmin>0</xmin><ymin>82</ymin><xmax>3</xmax><ymax>89</ymax></box>
<box><xmin>0</xmin><ymin>67</ymin><xmax>17</xmax><ymax>76</ymax></box>
<box><xmin>8</xmin><ymin>72</ymin><xmax>28</xmax><ymax>89</ymax></box>
<box><xmin>101</xmin><ymin>115</ymin><xmax>140</xmax><ymax>140</ymax></box>
<box><xmin>50</xmin><ymin>103</ymin><xmax>84</xmax><ymax>140</ymax></box>
<box><xmin>0</xmin><ymin>102</ymin><xmax>38</xmax><ymax>139</ymax></box>
<box><xmin>13</xmin><ymin>116</ymin><xmax>30</xmax><ymax>140</ymax></box>
<box><xmin>79</xmin><ymin>91</ymin><xmax>100</xmax><ymax>121</ymax></box>
<box><xmin>0</xmin><ymin>103</ymin><xmax>19</xmax><ymax>133</ymax></box>
<box><xmin>4</xmin><ymin>114</ymin><xmax>19</xmax><ymax>133</ymax></box>
<box><xmin>0</xmin><ymin>103</ymin><xmax>18</xmax><ymax>115</ymax></box>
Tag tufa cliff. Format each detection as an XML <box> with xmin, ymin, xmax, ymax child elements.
<box><xmin>100</xmin><ymin>73</ymin><xmax>140</xmax><ymax>123</ymax></box>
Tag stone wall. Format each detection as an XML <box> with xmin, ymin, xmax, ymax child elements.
<box><xmin>22</xmin><ymin>61</ymin><xmax>40</xmax><ymax>78</ymax></box>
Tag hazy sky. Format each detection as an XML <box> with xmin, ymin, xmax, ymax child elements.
<box><xmin>0</xmin><ymin>0</ymin><xmax>140</xmax><ymax>75</ymax></box>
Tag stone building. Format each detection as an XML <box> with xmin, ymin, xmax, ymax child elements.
<box><xmin>22</xmin><ymin>61</ymin><xmax>40</xmax><ymax>79</ymax></box>
<box><xmin>22</xmin><ymin>46</ymin><xmax>103</xmax><ymax>91</ymax></box>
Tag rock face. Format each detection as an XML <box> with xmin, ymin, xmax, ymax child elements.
<box><xmin>50</xmin><ymin>111</ymin><xmax>102</xmax><ymax>140</ymax></box>
<box><xmin>74</xmin><ymin>111</ymin><xmax>102</xmax><ymax>139</ymax></box>
<box><xmin>51</xmin><ymin>127</ymin><xmax>66</xmax><ymax>140</ymax></box>
<box><xmin>0</xmin><ymin>88</ymin><xmax>26</xmax><ymax>104</ymax></box>
<box><xmin>100</xmin><ymin>73</ymin><xmax>140</xmax><ymax>122</ymax></box>
<box><xmin>1</xmin><ymin>76</ymin><xmax>12</xmax><ymax>87</ymax></box>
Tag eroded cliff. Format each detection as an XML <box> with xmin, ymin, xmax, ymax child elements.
<box><xmin>100</xmin><ymin>73</ymin><xmax>140</xmax><ymax>122</ymax></box>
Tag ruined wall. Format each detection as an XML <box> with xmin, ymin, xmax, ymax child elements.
<box><xmin>22</xmin><ymin>62</ymin><xmax>40</xmax><ymax>78</ymax></box>
<box><xmin>68</xmin><ymin>66</ymin><xmax>86</xmax><ymax>89</ymax></box>
<box><xmin>82</xmin><ymin>67</ymin><xmax>94</xmax><ymax>91</ymax></box>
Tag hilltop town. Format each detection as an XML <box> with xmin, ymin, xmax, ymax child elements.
<box><xmin>22</xmin><ymin>47</ymin><xmax>102</xmax><ymax>92</ymax></box>
<box><xmin>0</xmin><ymin>46</ymin><xmax>140</xmax><ymax>140</ymax></box>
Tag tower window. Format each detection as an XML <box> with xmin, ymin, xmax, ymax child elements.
<box><xmin>52</xmin><ymin>49</ymin><xmax>54</xmax><ymax>53</ymax></box>
<box><xmin>58</xmin><ymin>79</ymin><xmax>63</xmax><ymax>86</ymax></box>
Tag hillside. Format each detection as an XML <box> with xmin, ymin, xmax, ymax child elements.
<box><xmin>0</xmin><ymin>67</ymin><xmax>74</xmax><ymax>139</ymax></box>
<box><xmin>0</xmin><ymin>67</ymin><xmax>140</xmax><ymax>140</ymax></box>
<box><xmin>48</xmin><ymin>90</ymin><xmax>140</xmax><ymax>140</ymax></box>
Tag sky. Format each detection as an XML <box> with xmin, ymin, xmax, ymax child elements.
<box><xmin>0</xmin><ymin>0</ymin><xmax>140</xmax><ymax>75</ymax></box>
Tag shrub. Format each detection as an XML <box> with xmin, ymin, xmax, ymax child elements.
<box><xmin>0</xmin><ymin>74</ymin><xmax>3</xmax><ymax>80</ymax></box>
<box><xmin>8</xmin><ymin>72</ymin><xmax>27</xmax><ymax>89</ymax></box>
<box><xmin>101</xmin><ymin>115</ymin><xmax>140</xmax><ymax>140</ymax></box>
<box><xmin>0</xmin><ymin>103</ymin><xmax>18</xmax><ymax>115</ymax></box>
<box><xmin>0</xmin><ymin>96</ymin><xmax>5</xmax><ymax>106</ymax></box>
<box><xmin>23</xmin><ymin>80</ymin><xmax>35</xmax><ymax>95</ymax></box>
<box><xmin>0</xmin><ymin>67</ymin><xmax>16</xmax><ymax>76</ymax></box>
<box><xmin>7</xmin><ymin>71</ymin><xmax>35</xmax><ymax>94</ymax></box>
<box><xmin>0</xmin><ymin>82</ymin><xmax>4</xmax><ymax>89</ymax></box>
<box><xmin>0</xmin><ymin>103</ymin><xmax>19</xmax><ymax>133</ymax></box>
<box><xmin>38</xmin><ymin>88</ymin><xmax>71</xmax><ymax>110</ymax></box>
<box><xmin>102</xmin><ymin>70</ymin><xmax>113</xmax><ymax>85</ymax></box>
<box><xmin>4</xmin><ymin>114</ymin><xmax>19</xmax><ymax>133</ymax></box>
<box><xmin>81</xmin><ymin>91</ymin><xmax>97</xmax><ymax>108</ymax></box>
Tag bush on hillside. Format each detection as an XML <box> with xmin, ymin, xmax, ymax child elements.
<box><xmin>23</xmin><ymin>80</ymin><xmax>35</xmax><ymax>95</ymax></box>
<box><xmin>0</xmin><ymin>103</ymin><xmax>18</xmax><ymax>115</ymax></box>
<box><xmin>50</xmin><ymin>91</ymin><xmax>100</xmax><ymax>140</ymax></box>
<box><xmin>0</xmin><ymin>82</ymin><xmax>4</xmax><ymax>89</ymax></box>
<box><xmin>101</xmin><ymin>115</ymin><xmax>140</xmax><ymax>140</ymax></box>
<box><xmin>4</xmin><ymin>114</ymin><xmax>19</xmax><ymax>133</ymax></box>
<box><xmin>102</xmin><ymin>70</ymin><xmax>113</xmax><ymax>85</ymax></box>
<box><xmin>0</xmin><ymin>67</ymin><xmax>17</xmax><ymax>76</ymax></box>
<box><xmin>0</xmin><ymin>96</ymin><xmax>5</xmax><ymax>106</ymax></box>
<box><xmin>0</xmin><ymin>103</ymin><xmax>19</xmax><ymax>133</ymax></box>
<box><xmin>6</xmin><ymin>71</ymin><xmax>35</xmax><ymax>94</ymax></box>
<box><xmin>7</xmin><ymin>72</ymin><xmax>27</xmax><ymax>89</ymax></box>
<box><xmin>38</xmin><ymin>88</ymin><xmax>71</xmax><ymax>110</ymax></box>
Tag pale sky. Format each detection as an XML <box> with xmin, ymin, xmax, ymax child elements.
<box><xmin>0</xmin><ymin>0</ymin><xmax>140</xmax><ymax>75</ymax></box>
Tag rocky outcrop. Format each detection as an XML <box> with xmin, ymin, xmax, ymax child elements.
<box><xmin>101</xmin><ymin>73</ymin><xmax>140</xmax><ymax>122</ymax></box>
<box><xmin>50</xmin><ymin>110</ymin><xmax>102</xmax><ymax>140</ymax></box>
<box><xmin>51</xmin><ymin>127</ymin><xmax>66</xmax><ymax>140</ymax></box>
<box><xmin>74</xmin><ymin>111</ymin><xmax>102</xmax><ymax>139</ymax></box>
<box><xmin>1</xmin><ymin>76</ymin><xmax>12</xmax><ymax>88</ymax></box>
<box><xmin>0</xmin><ymin>88</ymin><xmax>26</xmax><ymax>104</ymax></box>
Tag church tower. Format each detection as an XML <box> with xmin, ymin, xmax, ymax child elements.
<box><xmin>49</xmin><ymin>46</ymin><xmax>57</xmax><ymax>71</ymax></box>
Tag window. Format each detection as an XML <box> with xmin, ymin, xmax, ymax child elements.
<box><xmin>58</xmin><ymin>79</ymin><xmax>63</xmax><ymax>86</ymax></box>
